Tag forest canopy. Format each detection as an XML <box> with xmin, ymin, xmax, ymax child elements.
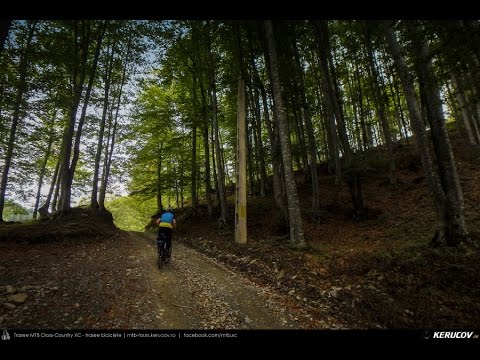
<box><xmin>1</xmin><ymin>20</ymin><xmax>478</xmax><ymax>247</ymax></box>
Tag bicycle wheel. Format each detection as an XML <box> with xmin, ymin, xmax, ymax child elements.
<box><xmin>157</xmin><ymin>246</ymin><xmax>164</xmax><ymax>269</ymax></box>
<box><xmin>164</xmin><ymin>245</ymin><xmax>172</xmax><ymax>264</ymax></box>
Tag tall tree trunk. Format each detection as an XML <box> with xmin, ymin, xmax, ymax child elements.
<box><xmin>258</xmin><ymin>22</ymin><xmax>288</xmax><ymax>222</ymax></box>
<box><xmin>328</xmin><ymin>22</ymin><xmax>365</xmax><ymax>217</ymax></box>
<box><xmin>247</xmin><ymin>118</ymin><xmax>256</xmax><ymax>195</ymax></box>
<box><xmin>99</xmin><ymin>43</ymin><xmax>129</xmax><ymax>211</ymax></box>
<box><xmin>259</xmin><ymin>80</ymin><xmax>287</xmax><ymax>220</ymax></box>
<box><xmin>248</xmin><ymin>37</ymin><xmax>269</xmax><ymax>196</ymax></box>
<box><xmin>156</xmin><ymin>142</ymin><xmax>164</xmax><ymax>212</ymax></box>
<box><xmin>221</xmin><ymin>137</ymin><xmax>230</xmax><ymax>187</ymax></box>
<box><xmin>291</xmin><ymin>94</ymin><xmax>309</xmax><ymax>171</ymax></box>
<box><xmin>251</xmin><ymin>88</ymin><xmax>268</xmax><ymax>196</ymax></box>
<box><xmin>451</xmin><ymin>73</ymin><xmax>480</xmax><ymax>144</ymax></box>
<box><xmin>264</xmin><ymin>20</ymin><xmax>305</xmax><ymax>246</ymax></box>
<box><xmin>460</xmin><ymin>61</ymin><xmax>480</xmax><ymax>142</ymax></box>
<box><xmin>174</xmin><ymin>161</ymin><xmax>179</xmax><ymax>208</ymax></box>
<box><xmin>211</xmin><ymin>122</ymin><xmax>219</xmax><ymax>205</ymax></box>
<box><xmin>250</xmin><ymin>129</ymin><xmax>260</xmax><ymax>193</ymax></box>
<box><xmin>447</xmin><ymin>78</ymin><xmax>475</xmax><ymax>144</ymax></box>
<box><xmin>58</xmin><ymin>21</ymin><xmax>90</xmax><ymax>213</ymax></box>
<box><xmin>98</xmin><ymin>115</ymin><xmax>117</xmax><ymax>211</ymax></box>
<box><xmin>52</xmin><ymin>162</ymin><xmax>62</xmax><ymax>213</ymax></box>
<box><xmin>202</xmin><ymin>123</ymin><xmax>213</xmax><ymax>216</ymax></box>
<box><xmin>190</xmin><ymin>23</ymin><xmax>211</xmax><ymax>214</ymax></box>
<box><xmin>393</xmin><ymin>77</ymin><xmax>410</xmax><ymax>144</ymax></box>
<box><xmin>313</xmin><ymin>20</ymin><xmax>365</xmax><ymax>217</ymax></box>
<box><xmin>206</xmin><ymin>21</ymin><xmax>227</xmax><ymax>227</ymax></box>
<box><xmin>322</xmin><ymin>67</ymin><xmax>341</xmax><ymax>184</ymax></box>
<box><xmin>354</xmin><ymin>60</ymin><xmax>369</xmax><ymax>151</ymax></box>
<box><xmin>198</xmin><ymin>70</ymin><xmax>213</xmax><ymax>216</ymax></box>
<box><xmin>190</xmin><ymin>122</ymin><xmax>198</xmax><ymax>207</ymax></box>
<box><xmin>180</xmin><ymin>161</ymin><xmax>184</xmax><ymax>209</ymax></box>
<box><xmin>271</xmin><ymin>98</ymin><xmax>289</xmax><ymax>223</ymax></box>
<box><xmin>235</xmin><ymin>78</ymin><xmax>248</xmax><ymax>244</ymax></box>
<box><xmin>364</xmin><ymin>25</ymin><xmax>397</xmax><ymax>186</ymax></box>
<box><xmin>382</xmin><ymin>21</ymin><xmax>449</xmax><ymax>245</ymax></box>
<box><xmin>291</xmin><ymin>31</ymin><xmax>320</xmax><ymax>215</ymax></box>
<box><xmin>38</xmin><ymin>158</ymin><xmax>60</xmax><ymax>217</ymax></box>
<box><xmin>71</xmin><ymin>22</ymin><xmax>106</xmax><ymax>192</ymax></box>
<box><xmin>312</xmin><ymin>52</ymin><xmax>340</xmax><ymax>180</ymax></box>
<box><xmin>346</xmin><ymin>71</ymin><xmax>361</xmax><ymax>151</ymax></box>
<box><xmin>387</xmin><ymin>69</ymin><xmax>405</xmax><ymax>142</ymax></box>
<box><xmin>91</xmin><ymin>31</ymin><xmax>113</xmax><ymax>210</ymax></box>
<box><xmin>408</xmin><ymin>21</ymin><xmax>469</xmax><ymax>246</ymax></box>
<box><xmin>0</xmin><ymin>22</ymin><xmax>35</xmax><ymax>222</ymax></box>
<box><xmin>327</xmin><ymin>44</ymin><xmax>352</xmax><ymax>162</ymax></box>
<box><xmin>190</xmin><ymin>75</ymin><xmax>198</xmax><ymax>208</ymax></box>
<box><xmin>383</xmin><ymin>47</ymin><xmax>410</xmax><ymax>143</ymax></box>
<box><xmin>34</xmin><ymin>111</ymin><xmax>56</xmax><ymax>219</ymax></box>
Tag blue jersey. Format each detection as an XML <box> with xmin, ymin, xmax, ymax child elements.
<box><xmin>160</xmin><ymin>211</ymin><xmax>175</xmax><ymax>223</ymax></box>
<box><xmin>159</xmin><ymin>211</ymin><xmax>175</xmax><ymax>228</ymax></box>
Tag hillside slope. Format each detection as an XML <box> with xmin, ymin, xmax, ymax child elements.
<box><xmin>178</xmin><ymin>130</ymin><xmax>480</xmax><ymax>328</ymax></box>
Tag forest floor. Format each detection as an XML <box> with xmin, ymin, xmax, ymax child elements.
<box><xmin>1</xmin><ymin>129</ymin><xmax>480</xmax><ymax>333</ymax></box>
<box><xmin>0</xmin><ymin>226</ymin><xmax>359</xmax><ymax>331</ymax></box>
<box><xmin>178</xmin><ymin>130</ymin><xmax>480</xmax><ymax>329</ymax></box>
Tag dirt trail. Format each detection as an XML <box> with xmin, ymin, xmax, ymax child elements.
<box><xmin>0</xmin><ymin>231</ymin><xmax>347</xmax><ymax>329</ymax></box>
<box><xmin>130</xmin><ymin>231</ymin><xmax>298</xmax><ymax>329</ymax></box>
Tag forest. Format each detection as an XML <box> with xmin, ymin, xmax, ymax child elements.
<box><xmin>0</xmin><ymin>20</ymin><xmax>479</xmax><ymax>334</ymax></box>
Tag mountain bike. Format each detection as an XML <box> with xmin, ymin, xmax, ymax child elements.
<box><xmin>156</xmin><ymin>232</ymin><xmax>172</xmax><ymax>269</ymax></box>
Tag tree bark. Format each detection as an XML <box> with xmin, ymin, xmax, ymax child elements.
<box><xmin>291</xmin><ymin>30</ymin><xmax>320</xmax><ymax>214</ymax></box>
<box><xmin>250</xmin><ymin>89</ymin><xmax>268</xmax><ymax>196</ymax></box>
<box><xmin>264</xmin><ymin>20</ymin><xmax>305</xmax><ymax>246</ymax></box>
<box><xmin>38</xmin><ymin>158</ymin><xmax>60</xmax><ymax>217</ymax></box>
<box><xmin>408</xmin><ymin>21</ymin><xmax>469</xmax><ymax>246</ymax></box>
<box><xmin>354</xmin><ymin>60</ymin><xmax>370</xmax><ymax>151</ymax></box>
<box><xmin>34</xmin><ymin>111</ymin><xmax>56</xmax><ymax>219</ymax></box>
<box><xmin>248</xmin><ymin>38</ymin><xmax>269</xmax><ymax>197</ymax></box>
<box><xmin>312</xmin><ymin>51</ymin><xmax>340</xmax><ymax>181</ymax></box>
<box><xmin>98</xmin><ymin>114</ymin><xmax>117</xmax><ymax>211</ymax></box>
<box><xmin>451</xmin><ymin>72</ymin><xmax>480</xmax><ymax>144</ymax></box>
<box><xmin>52</xmin><ymin>161</ymin><xmax>62</xmax><ymax>213</ymax></box>
<box><xmin>259</xmin><ymin>80</ymin><xmax>287</xmax><ymax>221</ymax></box>
<box><xmin>364</xmin><ymin>24</ymin><xmax>397</xmax><ymax>186</ymax></box>
<box><xmin>383</xmin><ymin>47</ymin><xmax>410</xmax><ymax>143</ymax></box>
<box><xmin>206</xmin><ymin>21</ymin><xmax>227</xmax><ymax>227</ymax></box>
<box><xmin>258</xmin><ymin>21</ymin><xmax>288</xmax><ymax>222</ymax></box>
<box><xmin>382</xmin><ymin>21</ymin><xmax>449</xmax><ymax>245</ymax></box>
<box><xmin>156</xmin><ymin>142</ymin><xmax>164</xmax><ymax>212</ymax></box>
<box><xmin>58</xmin><ymin>21</ymin><xmax>90</xmax><ymax>213</ymax></box>
<box><xmin>447</xmin><ymin>77</ymin><xmax>475</xmax><ymax>144</ymax></box>
<box><xmin>247</xmin><ymin>120</ymin><xmax>256</xmax><ymax>195</ymax></box>
<box><xmin>196</xmin><ymin>64</ymin><xmax>213</xmax><ymax>216</ymax></box>
<box><xmin>313</xmin><ymin>20</ymin><xmax>365</xmax><ymax>217</ymax></box>
<box><xmin>235</xmin><ymin>78</ymin><xmax>247</xmax><ymax>244</ymax></box>
<box><xmin>0</xmin><ymin>21</ymin><xmax>35</xmax><ymax>222</ymax></box>
<box><xmin>190</xmin><ymin>23</ymin><xmax>212</xmax><ymax>215</ymax></box>
<box><xmin>291</xmin><ymin>94</ymin><xmax>308</xmax><ymax>171</ymax></box>
<box><xmin>190</xmin><ymin>74</ymin><xmax>198</xmax><ymax>208</ymax></box>
<box><xmin>98</xmin><ymin>41</ymin><xmax>129</xmax><ymax>211</ymax></box>
<box><xmin>90</xmin><ymin>30</ymin><xmax>114</xmax><ymax>210</ymax></box>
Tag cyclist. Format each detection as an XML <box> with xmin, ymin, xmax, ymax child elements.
<box><xmin>155</xmin><ymin>206</ymin><xmax>176</xmax><ymax>252</ymax></box>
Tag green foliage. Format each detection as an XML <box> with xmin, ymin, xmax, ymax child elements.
<box><xmin>126</xmin><ymin>73</ymin><xmax>195</xmax><ymax>206</ymax></box>
<box><xmin>3</xmin><ymin>200</ymin><xmax>29</xmax><ymax>219</ymax></box>
<box><xmin>106</xmin><ymin>195</ymin><xmax>156</xmax><ymax>231</ymax></box>
<box><xmin>1</xmin><ymin>19</ymin><xmax>475</xmax><ymax>231</ymax></box>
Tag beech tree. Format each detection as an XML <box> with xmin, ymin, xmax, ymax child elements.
<box><xmin>264</xmin><ymin>20</ymin><xmax>305</xmax><ymax>246</ymax></box>
<box><xmin>382</xmin><ymin>20</ymin><xmax>470</xmax><ymax>247</ymax></box>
